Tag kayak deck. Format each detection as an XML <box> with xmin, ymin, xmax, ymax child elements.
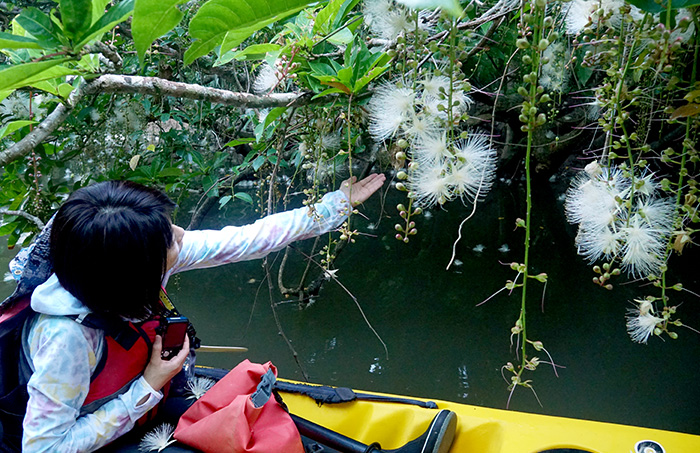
<box><xmin>278</xmin><ymin>379</ymin><xmax>700</xmax><ymax>453</ymax></box>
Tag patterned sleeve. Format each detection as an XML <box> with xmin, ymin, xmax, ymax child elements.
<box><xmin>166</xmin><ymin>190</ymin><xmax>350</xmax><ymax>276</ymax></box>
<box><xmin>22</xmin><ymin>315</ymin><xmax>162</xmax><ymax>453</ymax></box>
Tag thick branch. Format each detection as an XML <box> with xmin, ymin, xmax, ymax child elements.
<box><xmin>0</xmin><ymin>209</ymin><xmax>45</xmax><ymax>229</ymax></box>
<box><xmin>85</xmin><ymin>75</ymin><xmax>312</xmax><ymax>108</ymax></box>
<box><xmin>0</xmin><ymin>74</ymin><xmax>313</xmax><ymax>167</ymax></box>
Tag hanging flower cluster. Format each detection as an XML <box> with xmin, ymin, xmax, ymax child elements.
<box><xmin>564</xmin><ymin>161</ymin><xmax>675</xmax><ymax>278</ymax></box>
<box><xmin>367</xmin><ymin>78</ymin><xmax>496</xmax><ymax>208</ymax></box>
<box><xmin>625</xmin><ymin>299</ymin><xmax>664</xmax><ymax>344</ymax></box>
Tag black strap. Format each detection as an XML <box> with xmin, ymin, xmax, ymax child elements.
<box><xmin>274</xmin><ymin>381</ymin><xmax>438</xmax><ymax>409</ymax></box>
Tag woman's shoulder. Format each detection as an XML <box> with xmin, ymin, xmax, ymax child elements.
<box><xmin>28</xmin><ymin>313</ymin><xmax>104</xmax><ymax>351</ymax></box>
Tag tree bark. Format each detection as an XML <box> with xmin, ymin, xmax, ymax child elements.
<box><xmin>0</xmin><ymin>74</ymin><xmax>313</xmax><ymax>167</ymax></box>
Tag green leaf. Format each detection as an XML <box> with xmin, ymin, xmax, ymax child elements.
<box><xmin>0</xmin><ymin>120</ymin><xmax>37</xmax><ymax>140</ymax></box>
<box><xmin>232</xmin><ymin>43</ymin><xmax>281</xmax><ymax>61</ymax></box>
<box><xmin>252</xmin><ymin>154</ymin><xmax>266</xmax><ymax>171</ymax></box>
<box><xmin>57</xmin><ymin>82</ymin><xmax>74</xmax><ymax>98</ymax></box>
<box><xmin>308</xmin><ymin>60</ymin><xmax>336</xmax><ymax>76</ymax></box>
<box><xmin>327</xmin><ymin>27</ymin><xmax>353</xmax><ymax>45</ymax></box>
<box><xmin>311</xmin><ymin>86</ymin><xmax>346</xmax><ymax>99</ymax></box>
<box><xmin>218</xmin><ymin>195</ymin><xmax>232</xmax><ymax>208</ymax></box>
<box><xmin>263</xmin><ymin>106</ymin><xmax>287</xmax><ymax>129</ymax></box>
<box><xmin>353</xmin><ymin>64</ymin><xmax>389</xmax><ymax>93</ymax></box>
<box><xmin>313</xmin><ymin>0</ymin><xmax>345</xmax><ymax>34</ymax></box>
<box><xmin>234</xmin><ymin>192</ymin><xmax>253</xmax><ymax>204</ymax></box>
<box><xmin>395</xmin><ymin>0</ymin><xmax>463</xmax><ymax>18</ymax></box>
<box><xmin>184</xmin><ymin>0</ymin><xmax>316</xmax><ymax>65</ymax></box>
<box><xmin>75</xmin><ymin>0</ymin><xmax>134</xmax><ymax>48</ymax></box>
<box><xmin>132</xmin><ymin>0</ymin><xmax>187</xmax><ymax>65</ymax></box>
<box><xmin>336</xmin><ymin>66</ymin><xmax>353</xmax><ymax>86</ymax></box>
<box><xmin>0</xmin><ymin>32</ymin><xmax>41</xmax><ymax>50</ymax></box>
<box><xmin>225</xmin><ymin>137</ymin><xmax>257</xmax><ymax>147</ymax></box>
<box><xmin>331</xmin><ymin>0</ymin><xmax>361</xmax><ymax>29</ymax></box>
<box><xmin>92</xmin><ymin>0</ymin><xmax>112</xmax><ymax>22</ymax></box>
<box><xmin>0</xmin><ymin>59</ymin><xmax>71</xmax><ymax>92</ymax></box>
<box><xmin>15</xmin><ymin>8</ymin><xmax>63</xmax><ymax>48</ymax></box>
<box><xmin>60</xmin><ymin>0</ymin><xmax>93</xmax><ymax>39</ymax></box>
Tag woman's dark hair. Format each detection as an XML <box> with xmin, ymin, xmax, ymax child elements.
<box><xmin>50</xmin><ymin>180</ymin><xmax>176</xmax><ymax>319</ymax></box>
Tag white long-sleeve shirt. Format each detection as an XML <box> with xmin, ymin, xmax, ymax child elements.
<box><xmin>21</xmin><ymin>191</ymin><xmax>350</xmax><ymax>452</ymax></box>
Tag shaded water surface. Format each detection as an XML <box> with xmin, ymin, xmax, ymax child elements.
<box><xmin>2</xmin><ymin>178</ymin><xmax>699</xmax><ymax>436</ymax></box>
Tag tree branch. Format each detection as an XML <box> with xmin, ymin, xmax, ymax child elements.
<box><xmin>0</xmin><ymin>74</ymin><xmax>314</xmax><ymax>167</ymax></box>
<box><xmin>0</xmin><ymin>209</ymin><xmax>45</xmax><ymax>229</ymax></box>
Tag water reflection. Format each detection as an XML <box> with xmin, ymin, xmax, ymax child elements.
<box><xmin>2</xmin><ymin>179</ymin><xmax>699</xmax><ymax>436</ymax></box>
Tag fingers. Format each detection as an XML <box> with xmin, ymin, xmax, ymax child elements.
<box><xmin>173</xmin><ymin>335</ymin><xmax>190</xmax><ymax>363</ymax></box>
<box><xmin>152</xmin><ymin>335</ymin><xmax>163</xmax><ymax>356</ymax></box>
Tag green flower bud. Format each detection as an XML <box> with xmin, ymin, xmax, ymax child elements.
<box><xmin>516</xmin><ymin>38</ymin><xmax>530</xmax><ymax>49</ymax></box>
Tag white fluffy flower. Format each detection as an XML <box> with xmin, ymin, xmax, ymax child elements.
<box><xmin>403</xmin><ymin>112</ymin><xmax>438</xmax><ymax>140</ymax></box>
<box><xmin>139</xmin><ymin>424</ymin><xmax>176</xmax><ymax>452</ymax></box>
<box><xmin>411</xmin><ymin>163</ymin><xmax>452</xmax><ymax>207</ymax></box>
<box><xmin>564</xmin><ymin>0</ymin><xmax>644</xmax><ymax>35</ymax></box>
<box><xmin>365</xmin><ymin>0</ymin><xmax>414</xmax><ymax>40</ymax></box>
<box><xmin>253</xmin><ymin>63</ymin><xmax>280</xmax><ymax>94</ymax></box>
<box><xmin>419</xmin><ymin>74</ymin><xmax>451</xmax><ymax>100</ymax></box>
<box><xmin>423</xmin><ymin>88</ymin><xmax>472</xmax><ymax>120</ymax></box>
<box><xmin>411</xmin><ymin>132</ymin><xmax>451</xmax><ymax>164</ymax></box>
<box><xmin>626</xmin><ymin>300</ymin><xmax>663</xmax><ymax>344</ymax></box>
<box><xmin>448</xmin><ymin>133</ymin><xmax>497</xmax><ymax>202</ymax></box>
<box><xmin>540</xmin><ymin>42</ymin><xmax>570</xmax><ymax>93</ymax></box>
<box><xmin>565</xmin><ymin>165</ymin><xmax>675</xmax><ymax>276</ymax></box>
<box><xmin>565</xmin><ymin>173</ymin><xmax>621</xmax><ymax>231</ymax></box>
<box><xmin>185</xmin><ymin>376</ymin><xmax>216</xmax><ymax>400</ymax></box>
<box><xmin>620</xmin><ymin>214</ymin><xmax>668</xmax><ymax>277</ymax></box>
<box><xmin>574</xmin><ymin>224</ymin><xmax>623</xmax><ymax>262</ymax></box>
<box><xmin>368</xmin><ymin>83</ymin><xmax>416</xmax><ymax>141</ymax></box>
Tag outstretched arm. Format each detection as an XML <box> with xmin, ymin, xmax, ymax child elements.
<box><xmin>165</xmin><ymin>173</ymin><xmax>386</xmax><ymax>278</ymax></box>
<box><xmin>339</xmin><ymin>173</ymin><xmax>386</xmax><ymax>206</ymax></box>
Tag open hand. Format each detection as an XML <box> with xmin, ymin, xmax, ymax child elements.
<box><xmin>339</xmin><ymin>173</ymin><xmax>386</xmax><ymax>206</ymax></box>
<box><xmin>143</xmin><ymin>334</ymin><xmax>190</xmax><ymax>392</ymax></box>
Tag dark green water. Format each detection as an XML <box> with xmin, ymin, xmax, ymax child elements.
<box><xmin>2</xmin><ymin>178</ymin><xmax>699</xmax><ymax>436</ymax></box>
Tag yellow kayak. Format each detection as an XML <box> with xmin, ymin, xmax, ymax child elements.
<box><xmin>278</xmin><ymin>379</ymin><xmax>700</xmax><ymax>453</ymax></box>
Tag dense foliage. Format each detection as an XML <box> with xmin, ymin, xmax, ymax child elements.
<box><xmin>1</xmin><ymin>0</ymin><xmax>698</xmax><ymax>405</ymax></box>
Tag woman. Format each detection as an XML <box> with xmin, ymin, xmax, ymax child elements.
<box><xmin>15</xmin><ymin>174</ymin><xmax>385</xmax><ymax>452</ymax></box>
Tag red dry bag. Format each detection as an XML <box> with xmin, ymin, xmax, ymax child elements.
<box><xmin>174</xmin><ymin>360</ymin><xmax>303</xmax><ymax>453</ymax></box>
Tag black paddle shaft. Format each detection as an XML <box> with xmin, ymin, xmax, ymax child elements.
<box><xmin>292</xmin><ymin>414</ymin><xmax>381</xmax><ymax>453</ymax></box>
<box><xmin>291</xmin><ymin>409</ymin><xmax>457</xmax><ymax>453</ymax></box>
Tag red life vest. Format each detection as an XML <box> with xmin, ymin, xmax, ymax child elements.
<box><xmin>79</xmin><ymin>316</ymin><xmax>163</xmax><ymax>416</ymax></box>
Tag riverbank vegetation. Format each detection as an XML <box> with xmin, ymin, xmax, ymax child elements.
<box><xmin>1</xmin><ymin>0</ymin><xmax>698</xmax><ymax>406</ymax></box>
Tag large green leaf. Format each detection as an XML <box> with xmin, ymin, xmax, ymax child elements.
<box><xmin>133</xmin><ymin>0</ymin><xmax>187</xmax><ymax>64</ymax></box>
<box><xmin>184</xmin><ymin>0</ymin><xmax>316</xmax><ymax>65</ymax></box>
<box><xmin>0</xmin><ymin>120</ymin><xmax>37</xmax><ymax>140</ymax></box>
<box><xmin>14</xmin><ymin>8</ymin><xmax>63</xmax><ymax>48</ymax></box>
<box><xmin>60</xmin><ymin>0</ymin><xmax>93</xmax><ymax>40</ymax></box>
<box><xmin>395</xmin><ymin>0</ymin><xmax>463</xmax><ymax>18</ymax></box>
<box><xmin>75</xmin><ymin>0</ymin><xmax>134</xmax><ymax>48</ymax></box>
<box><xmin>0</xmin><ymin>32</ymin><xmax>41</xmax><ymax>50</ymax></box>
<box><xmin>92</xmin><ymin>0</ymin><xmax>112</xmax><ymax>22</ymax></box>
<box><xmin>0</xmin><ymin>59</ymin><xmax>71</xmax><ymax>92</ymax></box>
<box><xmin>313</xmin><ymin>0</ymin><xmax>344</xmax><ymax>34</ymax></box>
